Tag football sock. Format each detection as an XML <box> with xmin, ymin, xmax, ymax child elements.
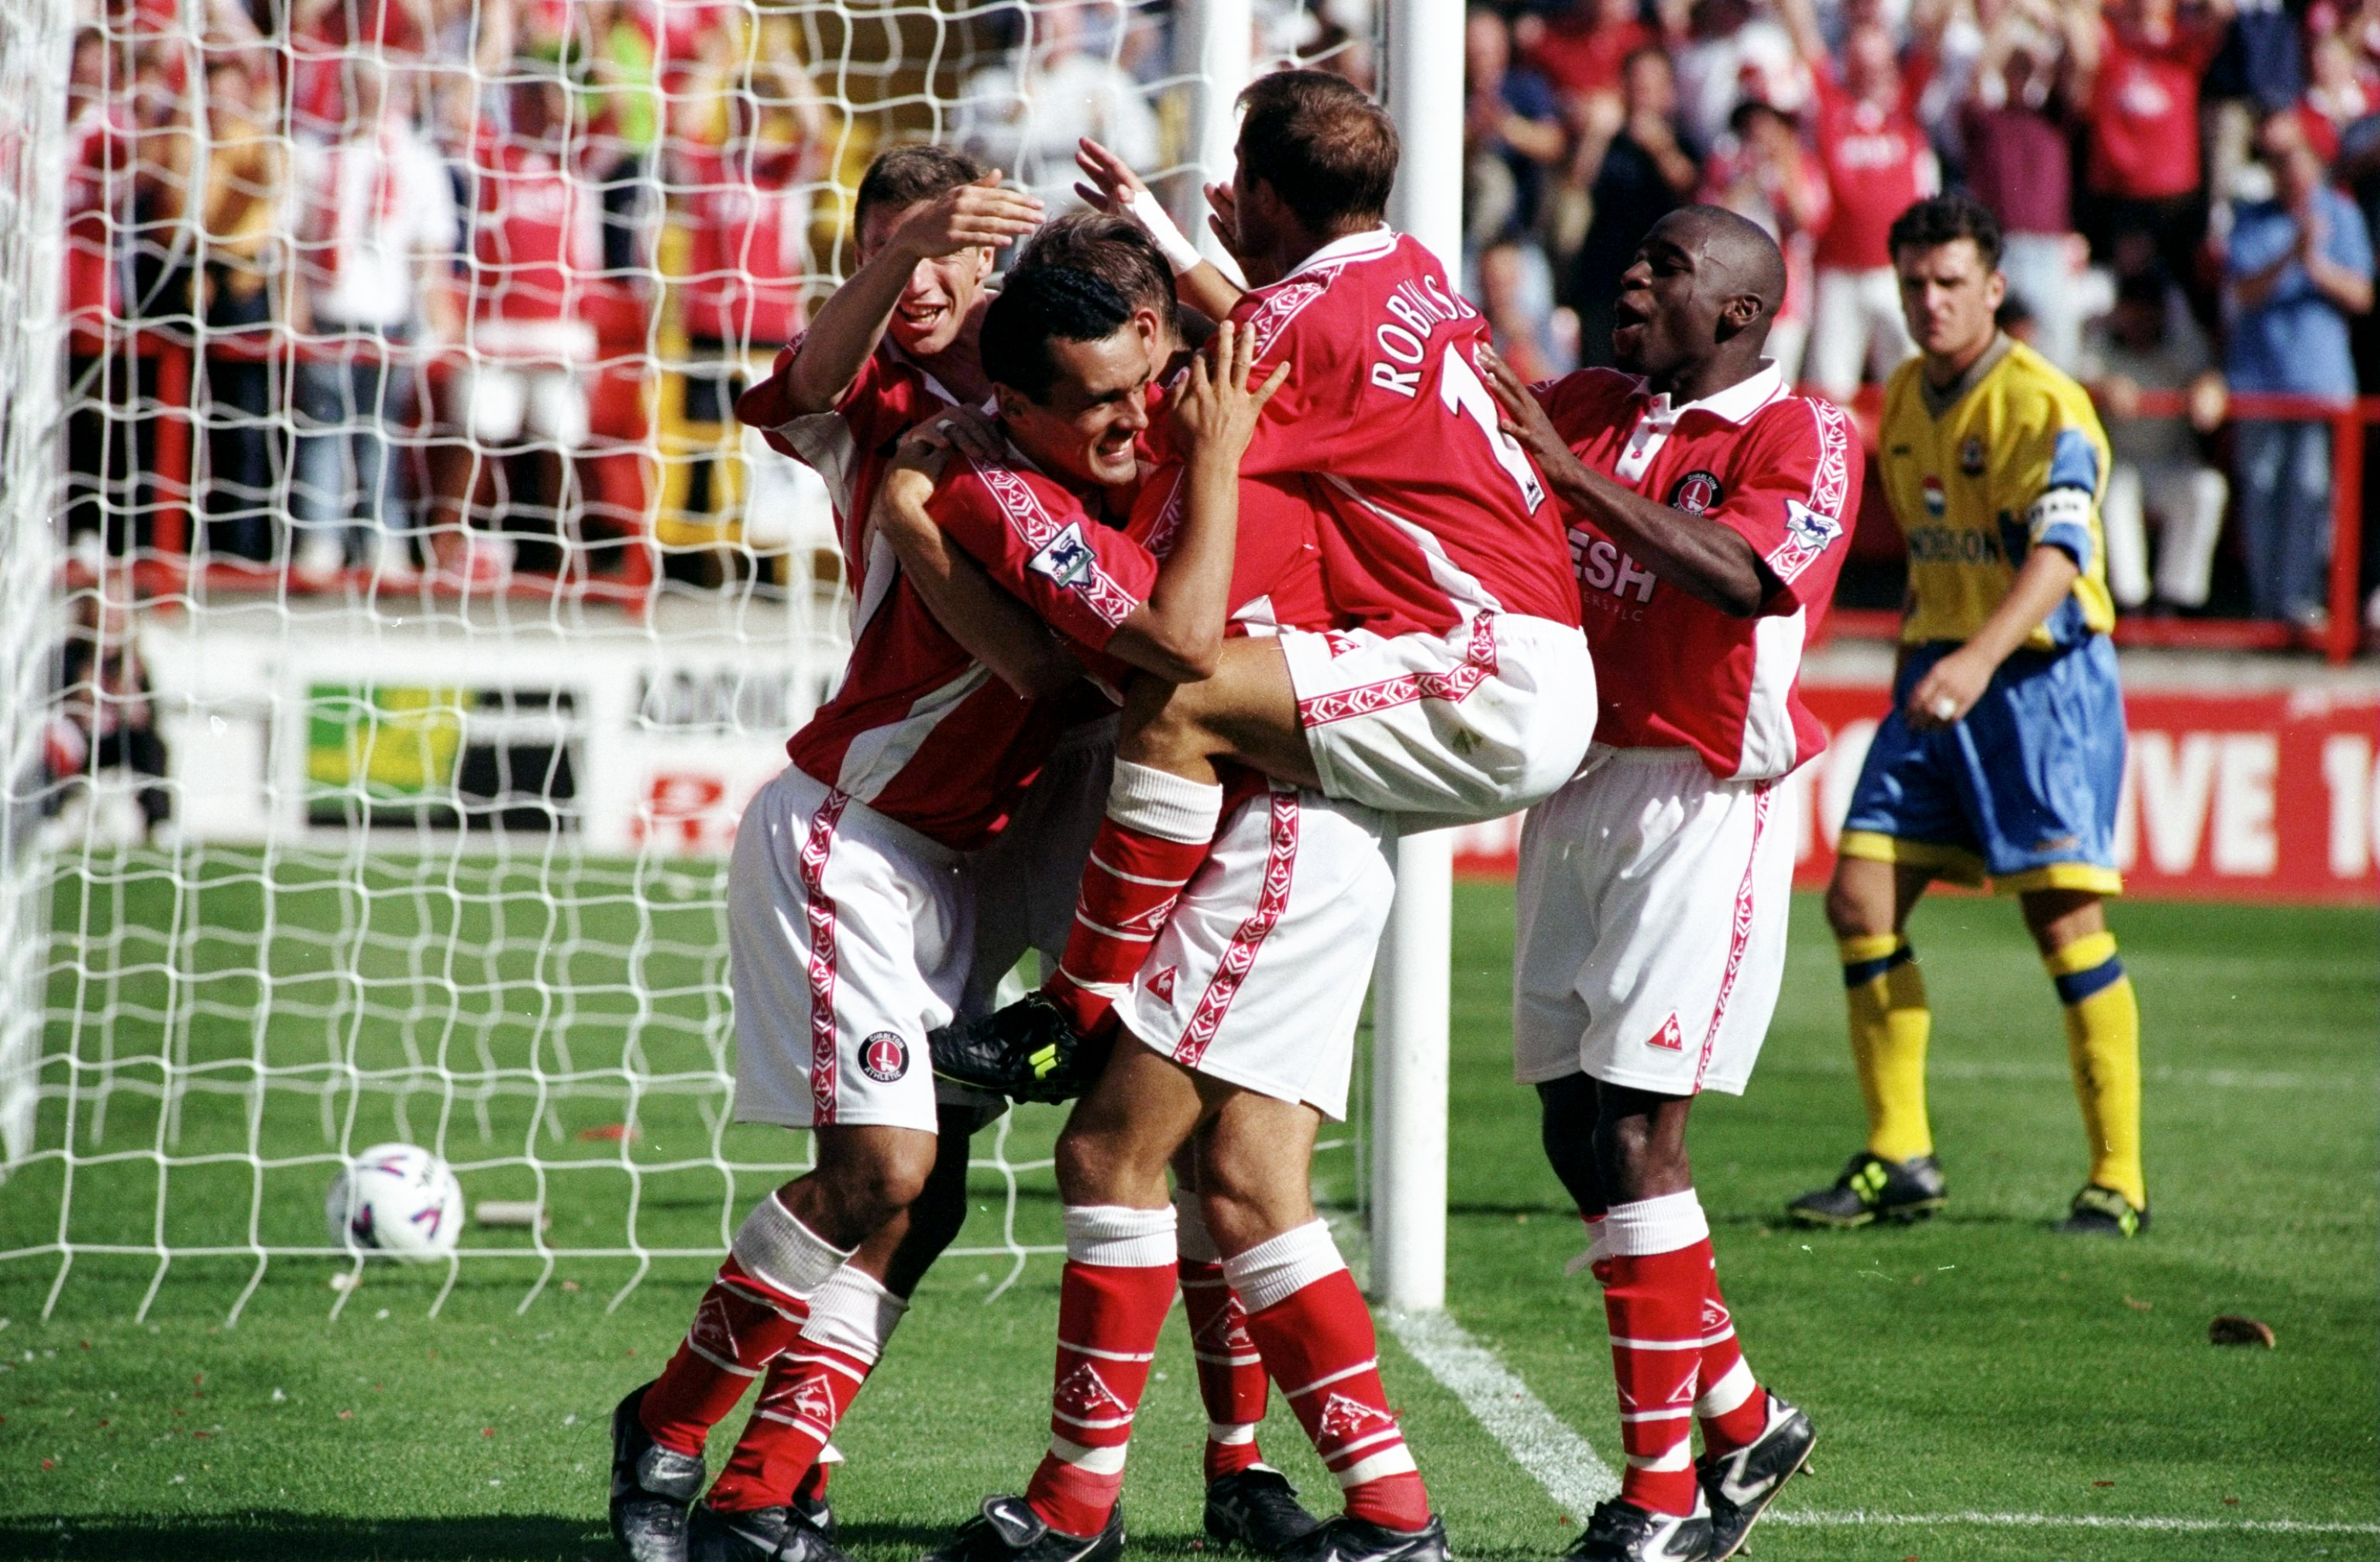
<box><xmin>1175</xmin><ymin>1188</ymin><xmax>1269</xmax><ymax>1481</ymax></box>
<box><xmin>1025</xmin><ymin>1204</ymin><xmax>1179</xmax><ymax>1536</ymax></box>
<box><xmin>793</xmin><ymin>1450</ymin><xmax>833</xmax><ymax>1506</ymax></box>
<box><xmin>641</xmin><ymin>1196</ymin><xmax>855</xmax><ymax>1457</ymax></box>
<box><xmin>1842</xmin><ymin>934</ymin><xmax>1934</xmax><ymax>1162</ymax></box>
<box><xmin>706</xmin><ymin>1266</ymin><xmax>906</xmax><ymax>1512</ymax></box>
<box><xmin>1047</xmin><ymin>762</ymin><xmax>1223</xmax><ymax>1033</ymax></box>
<box><xmin>1598</xmin><ymin>1192</ymin><xmax>1713</xmax><ymax>1517</ymax></box>
<box><xmin>1230</xmin><ymin>1220</ymin><xmax>1431</xmax><ymax>1530</ymax></box>
<box><xmin>1694</xmin><ymin>1263</ymin><xmax>1770</xmax><ymax>1457</ymax></box>
<box><xmin>2045</xmin><ymin>931</ymin><xmax>2146</xmax><ymax>1210</ymax></box>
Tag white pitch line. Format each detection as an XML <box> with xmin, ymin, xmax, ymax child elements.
<box><xmin>1767</xmin><ymin>1510</ymin><xmax>2380</xmax><ymax>1536</ymax></box>
<box><xmin>1388</xmin><ymin>1308</ymin><xmax>2380</xmax><ymax>1542</ymax></box>
<box><xmin>1384</xmin><ymin>1307</ymin><xmax>1618</xmax><ymax>1516</ymax></box>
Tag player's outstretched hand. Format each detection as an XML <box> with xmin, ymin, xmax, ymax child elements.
<box><xmin>1073</xmin><ymin>136</ymin><xmax>1150</xmax><ymax>215</ymax></box>
<box><xmin>892</xmin><ymin>170</ymin><xmax>1044</xmax><ymax>260</ymax></box>
<box><xmin>1204</xmin><ymin>180</ymin><xmax>1248</xmax><ymax>266</ymax></box>
<box><xmin>1477</xmin><ymin>342</ymin><xmax>1573</xmax><ymax>477</ymax></box>
<box><xmin>1170</xmin><ymin>318</ymin><xmax>1289</xmax><ymax>460</ymax></box>
<box><xmin>1905</xmin><ymin>644</ymin><xmax>1993</xmax><ymax>729</ymax></box>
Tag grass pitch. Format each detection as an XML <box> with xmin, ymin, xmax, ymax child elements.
<box><xmin>1</xmin><ymin>865</ymin><xmax>2371</xmax><ymax>1561</ymax></box>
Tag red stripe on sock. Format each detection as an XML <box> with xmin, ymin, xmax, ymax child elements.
<box><xmin>1697</xmin><ymin>1260</ymin><xmax>1769</xmax><ymax>1455</ymax></box>
<box><xmin>1241</xmin><ymin>1269</ymin><xmax>1429</xmax><ymax>1529</ymax></box>
<box><xmin>1050</xmin><ymin>817</ymin><xmax>1214</xmax><ymax>1029</ymax></box>
<box><xmin>1181</xmin><ymin>1258</ymin><xmax>1267</xmax><ymax>1480</ymax></box>
<box><xmin>1603</xmin><ymin>1244</ymin><xmax>1708</xmax><ymax>1516</ymax></box>
<box><xmin>639</xmin><ymin>1257</ymin><xmax>809</xmax><ymax>1457</ymax></box>
<box><xmin>1024</xmin><ymin>1258</ymin><xmax>1177</xmax><ymax>1536</ymax></box>
<box><xmin>705</xmin><ymin>1341</ymin><xmax>872</xmax><ymax>1513</ymax></box>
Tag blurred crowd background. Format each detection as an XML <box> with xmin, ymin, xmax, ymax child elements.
<box><xmin>49</xmin><ymin>0</ymin><xmax>2380</xmax><ymax>634</ymax></box>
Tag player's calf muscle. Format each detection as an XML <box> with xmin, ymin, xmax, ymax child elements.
<box><xmin>782</xmin><ymin>1124</ymin><xmax>943</xmax><ymax>1247</ymax></box>
<box><xmin>1193</xmin><ymin>1100</ymin><xmax>1322</xmax><ymax>1254</ymax></box>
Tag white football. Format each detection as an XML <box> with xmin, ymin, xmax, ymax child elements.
<box><xmin>325</xmin><ymin>1143</ymin><xmax>465</xmax><ymax>1260</ymax></box>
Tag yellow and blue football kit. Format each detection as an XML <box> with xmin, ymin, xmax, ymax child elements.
<box><xmin>1841</xmin><ymin>335</ymin><xmax>2124</xmax><ymax>896</ymax></box>
<box><xmin>1828</xmin><ymin>335</ymin><xmax>2145</xmax><ymax>1221</ymax></box>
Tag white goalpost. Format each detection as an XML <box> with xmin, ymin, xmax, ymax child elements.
<box><xmin>1</xmin><ymin>0</ymin><xmax>1457</xmax><ymax>1323</ymax></box>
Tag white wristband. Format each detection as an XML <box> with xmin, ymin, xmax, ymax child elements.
<box><xmin>1127</xmin><ymin>186</ymin><xmax>1204</xmax><ymax>277</ymax></box>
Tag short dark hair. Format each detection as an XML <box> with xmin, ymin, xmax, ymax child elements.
<box><xmin>1235</xmin><ymin>69</ymin><xmax>1398</xmax><ymax>236</ymax></box>
<box><xmin>855</xmin><ymin>143</ymin><xmax>988</xmax><ymax>236</ymax></box>
<box><xmin>1013</xmin><ymin>212</ymin><xmax>1181</xmax><ymax>340</ymax></box>
<box><xmin>981</xmin><ymin>266</ymin><xmax>1137</xmax><ymax>404</ymax></box>
<box><xmin>1887</xmin><ymin>193</ymin><xmax>2003</xmax><ymax>270</ymax></box>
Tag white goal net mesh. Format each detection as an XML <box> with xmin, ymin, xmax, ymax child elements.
<box><xmin>4</xmin><ymin>0</ymin><xmax>1377</xmax><ymax>1322</ymax></box>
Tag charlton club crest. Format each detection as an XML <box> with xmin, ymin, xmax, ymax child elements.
<box><xmin>1669</xmin><ymin>470</ymin><xmax>1722</xmax><ymax>513</ymax></box>
<box><xmin>859</xmin><ymin>1031</ymin><xmax>910</xmax><ymax>1084</ymax></box>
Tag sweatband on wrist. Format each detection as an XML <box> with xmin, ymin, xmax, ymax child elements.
<box><xmin>1128</xmin><ymin>186</ymin><xmax>1204</xmax><ymax>276</ymax></box>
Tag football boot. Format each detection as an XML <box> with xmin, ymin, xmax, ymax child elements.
<box><xmin>1785</xmin><ymin>1151</ymin><xmax>1946</xmax><ymax>1227</ymax></box>
<box><xmin>610</xmin><ymin>1382</ymin><xmax>705</xmax><ymax>1562</ymax></box>
<box><xmin>1204</xmin><ymin>1467</ymin><xmax>1325</xmax><ymax>1554</ymax></box>
<box><xmin>1698</xmin><ymin>1393</ymin><xmax>1816</xmax><ymax>1560</ymax></box>
<box><xmin>1278</xmin><ymin>1512</ymin><xmax>1450</xmax><ymax>1562</ymax></box>
<box><xmin>922</xmin><ymin>1495</ymin><xmax>1125</xmax><ymax>1562</ymax></box>
<box><xmin>686</xmin><ymin>1499</ymin><xmax>850</xmax><ymax>1562</ymax></box>
<box><xmin>2058</xmin><ymin>1183</ymin><xmax>2149</xmax><ymax>1237</ymax></box>
<box><xmin>1559</xmin><ymin>1498</ymin><xmax>1712</xmax><ymax>1562</ymax></box>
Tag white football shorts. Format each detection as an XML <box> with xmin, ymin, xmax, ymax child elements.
<box><xmin>1281</xmin><ymin>612</ymin><xmax>1596</xmax><ymax>824</ymax></box>
<box><xmin>1119</xmin><ymin>780</ymin><xmax>1392</xmax><ymax>1120</ymax></box>
<box><xmin>730</xmin><ymin>763</ymin><xmax>972</xmax><ymax>1134</ymax></box>
<box><xmin>1512</xmin><ymin>746</ymin><xmax>1796</xmax><ymax>1098</ymax></box>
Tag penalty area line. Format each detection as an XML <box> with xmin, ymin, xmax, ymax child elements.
<box><xmin>1384</xmin><ymin>1307</ymin><xmax>1618</xmax><ymax>1517</ymax></box>
<box><xmin>1390</xmin><ymin>1307</ymin><xmax>2379</xmax><ymax>1540</ymax></box>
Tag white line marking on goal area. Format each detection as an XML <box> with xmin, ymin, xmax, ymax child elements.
<box><xmin>1383</xmin><ymin>1308</ymin><xmax>1618</xmax><ymax>1515</ymax></box>
<box><xmin>1385</xmin><ymin>1309</ymin><xmax>2380</xmax><ymax>1540</ymax></box>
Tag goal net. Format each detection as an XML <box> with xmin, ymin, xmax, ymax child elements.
<box><xmin>2</xmin><ymin>0</ymin><xmax>1384</xmax><ymax>1323</ymax></box>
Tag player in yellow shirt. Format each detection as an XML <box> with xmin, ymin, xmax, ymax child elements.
<box><xmin>1788</xmin><ymin>194</ymin><xmax>2148</xmax><ymax>1237</ymax></box>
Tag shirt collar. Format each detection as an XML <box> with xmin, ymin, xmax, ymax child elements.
<box><xmin>1282</xmin><ymin>224</ymin><xmax>1400</xmax><ymax>283</ymax></box>
<box><xmin>1637</xmin><ymin>360</ymin><xmax>1787</xmax><ymax>428</ymax></box>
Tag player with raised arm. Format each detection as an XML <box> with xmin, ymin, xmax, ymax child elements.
<box><xmin>938</xmin><ymin>69</ymin><xmax>1594</xmax><ymax>1097</ymax></box>
<box><xmin>1480</xmin><ymin>206</ymin><xmax>1856</xmax><ymax>1562</ymax></box>
<box><xmin>607</xmin><ymin>280</ymin><xmax>1279</xmax><ymax>1562</ymax></box>
<box><xmin>1786</xmin><ymin>195</ymin><xmax>2144</xmax><ymax>1239</ymax></box>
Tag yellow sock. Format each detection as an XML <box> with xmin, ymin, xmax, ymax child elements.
<box><xmin>1841</xmin><ymin>934</ymin><xmax>1933</xmax><ymax>1162</ymax></box>
<box><xmin>2045</xmin><ymin>932</ymin><xmax>2145</xmax><ymax>1210</ymax></box>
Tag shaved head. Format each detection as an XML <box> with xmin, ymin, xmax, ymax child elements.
<box><xmin>1608</xmin><ymin>205</ymin><xmax>1788</xmax><ymax>395</ymax></box>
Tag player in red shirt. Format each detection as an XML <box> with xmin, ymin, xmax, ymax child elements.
<box><xmin>610</xmin><ymin>277</ymin><xmax>1281</xmax><ymax>1562</ymax></box>
<box><xmin>1783</xmin><ymin>0</ymin><xmax>1938</xmax><ymax>401</ymax></box>
<box><xmin>947</xmin><ymin>74</ymin><xmax>1591</xmax><ymax>1085</ymax></box>
<box><xmin>1478</xmin><ymin>207</ymin><xmax>1856</xmax><ymax>1562</ymax></box>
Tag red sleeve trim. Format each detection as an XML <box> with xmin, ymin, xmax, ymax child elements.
<box><xmin>965</xmin><ymin>455</ymin><xmax>1146</xmax><ymax>629</ymax></box>
<box><xmin>1761</xmin><ymin>397</ymin><xmax>1855</xmax><ymax>586</ymax></box>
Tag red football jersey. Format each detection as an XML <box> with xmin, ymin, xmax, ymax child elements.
<box><xmin>1227</xmin><ymin>228</ymin><xmax>1580</xmax><ymax>636</ymax></box>
<box><xmin>467</xmin><ymin>126</ymin><xmax>598</xmax><ymax>325</ymax></box>
<box><xmin>1809</xmin><ymin>65</ymin><xmax>1937</xmax><ymax>274</ymax></box>
<box><xmin>738</xmin><ymin>337</ymin><xmax>972</xmax><ymax>590</ymax></box>
<box><xmin>786</xmin><ymin>451</ymin><xmax>1158</xmax><ymax>850</ymax></box>
<box><xmin>677</xmin><ymin>146</ymin><xmax>807</xmax><ymax>346</ymax></box>
<box><xmin>1532</xmin><ymin>363</ymin><xmax>1861</xmax><ymax>780</ymax></box>
<box><xmin>2086</xmin><ymin>19</ymin><xmax>2224</xmax><ymax>201</ymax></box>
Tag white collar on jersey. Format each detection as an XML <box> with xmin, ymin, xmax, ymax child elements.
<box><xmin>1637</xmin><ymin>360</ymin><xmax>1787</xmax><ymax>428</ymax></box>
<box><xmin>1280</xmin><ymin>224</ymin><xmax>1399</xmax><ymax>283</ymax></box>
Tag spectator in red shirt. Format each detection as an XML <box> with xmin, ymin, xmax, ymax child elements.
<box><xmin>1785</xmin><ymin>0</ymin><xmax>1938</xmax><ymax>398</ymax></box>
<box><xmin>2069</xmin><ymin>0</ymin><xmax>2235</xmax><ymax>310</ymax></box>
<box><xmin>1962</xmin><ymin>0</ymin><xmax>2100</xmax><ymax>370</ymax></box>
<box><xmin>1518</xmin><ymin>0</ymin><xmax>1660</xmax><ymax>112</ymax></box>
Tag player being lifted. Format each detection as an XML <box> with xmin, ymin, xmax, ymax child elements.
<box><xmin>1479</xmin><ymin>207</ymin><xmax>1853</xmax><ymax>1562</ymax></box>
<box><xmin>605</xmin><ymin>225</ymin><xmax>1281</xmax><ymax>1562</ymax></box>
<box><xmin>1787</xmin><ymin>194</ymin><xmax>2145</xmax><ymax>1238</ymax></box>
<box><xmin>941</xmin><ymin>69</ymin><xmax>1591</xmax><ymax>1092</ymax></box>
<box><xmin>918</xmin><ymin>71</ymin><xmax>1589</xmax><ymax>1562</ymax></box>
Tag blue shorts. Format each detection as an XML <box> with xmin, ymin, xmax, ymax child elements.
<box><xmin>1838</xmin><ymin>636</ymin><xmax>2126</xmax><ymax>896</ymax></box>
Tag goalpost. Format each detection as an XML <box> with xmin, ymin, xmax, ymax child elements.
<box><xmin>1</xmin><ymin>0</ymin><xmax>1458</xmax><ymax>1322</ymax></box>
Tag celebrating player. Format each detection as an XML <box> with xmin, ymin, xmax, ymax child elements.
<box><xmin>941</xmin><ymin>69</ymin><xmax>1591</xmax><ymax>1089</ymax></box>
<box><xmin>1786</xmin><ymin>194</ymin><xmax>2144</xmax><ymax>1238</ymax></box>
<box><xmin>1479</xmin><ymin>206</ymin><xmax>1852</xmax><ymax>1562</ymax></box>
<box><xmin>606</xmin><ymin>279</ymin><xmax>1280</xmax><ymax>1562</ymax></box>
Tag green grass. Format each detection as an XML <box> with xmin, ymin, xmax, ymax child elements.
<box><xmin>2</xmin><ymin>862</ymin><xmax>2372</xmax><ymax>1561</ymax></box>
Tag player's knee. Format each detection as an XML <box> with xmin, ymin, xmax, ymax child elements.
<box><xmin>1193</xmin><ymin>1164</ymin><xmax>1310</xmax><ymax>1256</ymax></box>
<box><xmin>1823</xmin><ymin>872</ymin><xmax>1882</xmax><ymax>941</ymax></box>
<box><xmin>808</xmin><ymin>1135</ymin><xmax>938</xmax><ymax>1234</ymax></box>
<box><xmin>1054</xmin><ymin>1122</ymin><xmax>1142</xmax><ymax>1206</ymax></box>
<box><xmin>1117</xmin><ymin>676</ymin><xmax>1208</xmax><ymax>769</ymax></box>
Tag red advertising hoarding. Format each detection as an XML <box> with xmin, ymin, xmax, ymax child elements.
<box><xmin>1450</xmin><ymin>681</ymin><xmax>2380</xmax><ymax>904</ymax></box>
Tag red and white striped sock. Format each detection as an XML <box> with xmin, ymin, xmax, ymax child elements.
<box><xmin>1175</xmin><ymin>1189</ymin><xmax>1269</xmax><ymax>1481</ymax></box>
<box><xmin>705</xmin><ymin>1266</ymin><xmax>907</xmax><ymax>1512</ymax></box>
<box><xmin>1230</xmin><ymin>1221</ymin><xmax>1431</xmax><ymax>1530</ymax></box>
<box><xmin>1024</xmin><ymin>1204</ymin><xmax>1180</xmax><ymax>1536</ymax></box>
<box><xmin>1046</xmin><ymin>762</ymin><xmax>1222</xmax><ymax>1034</ymax></box>
<box><xmin>640</xmin><ymin>1196</ymin><xmax>855</xmax><ymax>1458</ymax></box>
<box><xmin>1694</xmin><ymin>1264</ymin><xmax>1770</xmax><ymax>1456</ymax></box>
<box><xmin>1598</xmin><ymin>1191</ymin><xmax>1712</xmax><ymax>1517</ymax></box>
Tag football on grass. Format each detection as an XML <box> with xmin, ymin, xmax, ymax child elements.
<box><xmin>325</xmin><ymin>1144</ymin><xmax>464</xmax><ymax>1260</ymax></box>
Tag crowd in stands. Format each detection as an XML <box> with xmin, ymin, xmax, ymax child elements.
<box><xmin>51</xmin><ymin>0</ymin><xmax>2380</xmax><ymax>631</ymax></box>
